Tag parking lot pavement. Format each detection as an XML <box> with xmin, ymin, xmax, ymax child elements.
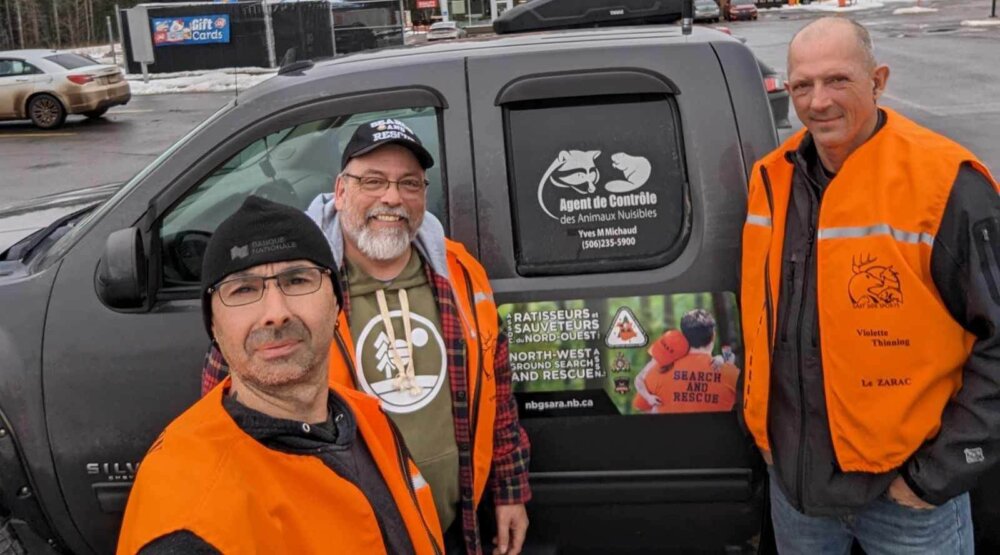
<box><xmin>733</xmin><ymin>0</ymin><xmax>1000</xmax><ymax>171</ymax></box>
<box><xmin>1</xmin><ymin>0</ymin><xmax>996</xmax><ymax>207</ymax></box>
<box><xmin>0</xmin><ymin>92</ymin><xmax>232</xmax><ymax>206</ymax></box>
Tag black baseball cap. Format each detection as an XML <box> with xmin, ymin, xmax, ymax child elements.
<box><xmin>340</xmin><ymin>119</ymin><xmax>435</xmax><ymax>171</ymax></box>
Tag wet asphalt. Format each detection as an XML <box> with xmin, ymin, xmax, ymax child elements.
<box><xmin>0</xmin><ymin>0</ymin><xmax>997</xmax><ymax>206</ymax></box>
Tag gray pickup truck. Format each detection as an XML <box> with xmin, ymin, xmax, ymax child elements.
<box><xmin>1</xmin><ymin>8</ymin><xmax>996</xmax><ymax>555</ymax></box>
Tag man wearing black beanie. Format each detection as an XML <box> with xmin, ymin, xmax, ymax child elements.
<box><xmin>118</xmin><ymin>196</ymin><xmax>444</xmax><ymax>555</ymax></box>
<box><xmin>201</xmin><ymin>119</ymin><xmax>532</xmax><ymax>555</ymax></box>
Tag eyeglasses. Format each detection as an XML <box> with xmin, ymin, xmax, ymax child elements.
<box><xmin>342</xmin><ymin>173</ymin><xmax>429</xmax><ymax>198</ymax></box>
<box><xmin>209</xmin><ymin>267</ymin><xmax>331</xmax><ymax>307</ymax></box>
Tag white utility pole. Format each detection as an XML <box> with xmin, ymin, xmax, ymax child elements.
<box><xmin>15</xmin><ymin>0</ymin><xmax>23</xmax><ymax>48</ymax></box>
<box><xmin>52</xmin><ymin>0</ymin><xmax>60</xmax><ymax>46</ymax></box>
<box><xmin>262</xmin><ymin>0</ymin><xmax>277</xmax><ymax>68</ymax></box>
<box><xmin>106</xmin><ymin>16</ymin><xmax>116</xmax><ymax>65</ymax></box>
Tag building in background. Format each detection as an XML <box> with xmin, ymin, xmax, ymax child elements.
<box><xmin>121</xmin><ymin>0</ymin><xmax>405</xmax><ymax>74</ymax></box>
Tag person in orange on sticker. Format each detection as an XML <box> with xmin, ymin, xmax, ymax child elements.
<box><xmin>633</xmin><ymin>329</ymin><xmax>688</xmax><ymax>412</ymax></box>
<box><xmin>634</xmin><ymin>309</ymin><xmax>739</xmax><ymax>414</ymax></box>
<box><xmin>617</xmin><ymin>319</ymin><xmax>638</xmax><ymax>342</ymax></box>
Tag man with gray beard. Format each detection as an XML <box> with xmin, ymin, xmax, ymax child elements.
<box><xmin>202</xmin><ymin>120</ymin><xmax>531</xmax><ymax>555</ymax></box>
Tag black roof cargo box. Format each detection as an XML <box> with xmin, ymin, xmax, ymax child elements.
<box><xmin>493</xmin><ymin>0</ymin><xmax>685</xmax><ymax>34</ymax></box>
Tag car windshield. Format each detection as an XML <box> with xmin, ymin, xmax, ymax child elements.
<box><xmin>430</xmin><ymin>22</ymin><xmax>456</xmax><ymax>30</ymax></box>
<box><xmin>733</xmin><ymin>0</ymin><xmax>754</xmax><ymax>5</ymax></box>
<box><xmin>44</xmin><ymin>53</ymin><xmax>99</xmax><ymax>69</ymax></box>
<box><xmin>696</xmin><ymin>0</ymin><xmax>716</xmax><ymax>6</ymax></box>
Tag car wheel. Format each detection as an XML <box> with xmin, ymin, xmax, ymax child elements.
<box><xmin>83</xmin><ymin>107</ymin><xmax>109</xmax><ymax>119</ymax></box>
<box><xmin>27</xmin><ymin>94</ymin><xmax>66</xmax><ymax>130</ymax></box>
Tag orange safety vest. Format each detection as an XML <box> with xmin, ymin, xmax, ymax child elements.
<box><xmin>117</xmin><ymin>377</ymin><xmax>444</xmax><ymax>555</ymax></box>
<box><xmin>741</xmin><ymin>108</ymin><xmax>999</xmax><ymax>473</ymax></box>
<box><xmin>328</xmin><ymin>238</ymin><xmax>499</xmax><ymax>509</ymax></box>
<box><xmin>637</xmin><ymin>353</ymin><xmax>738</xmax><ymax>414</ymax></box>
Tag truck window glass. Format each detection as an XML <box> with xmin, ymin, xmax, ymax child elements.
<box><xmin>158</xmin><ymin>106</ymin><xmax>444</xmax><ymax>288</ymax></box>
<box><xmin>504</xmin><ymin>93</ymin><xmax>687</xmax><ymax>275</ymax></box>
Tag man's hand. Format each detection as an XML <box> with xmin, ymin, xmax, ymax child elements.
<box><xmin>641</xmin><ymin>391</ymin><xmax>662</xmax><ymax>408</ymax></box>
<box><xmin>887</xmin><ymin>476</ymin><xmax>935</xmax><ymax>510</ymax></box>
<box><xmin>493</xmin><ymin>503</ymin><xmax>528</xmax><ymax>555</ymax></box>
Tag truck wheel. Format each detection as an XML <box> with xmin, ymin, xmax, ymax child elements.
<box><xmin>0</xmin><ymin>519</ymin><xmax>26</xmax><ymax>555</ymax></box>
<box><xmin>27</xmin><ymin>94</ymin><xmax>66</xmax><ymax>130</ymax></box>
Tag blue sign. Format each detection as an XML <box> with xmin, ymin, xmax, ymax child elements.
<box><xmin>151</xmin><ymin>15</ymin><xmax>231</xmax><ymax>47</ymax></box>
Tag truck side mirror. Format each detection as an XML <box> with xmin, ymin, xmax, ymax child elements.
<box><xmin>96</xmin><ymin>227</ymin><xmax>147</xmax><ymax>309</ymax></box>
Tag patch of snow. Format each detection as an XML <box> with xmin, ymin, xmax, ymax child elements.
<box><xmin>126</xmin><ymin>68</ymin><xmax>277</xmax><ymax>95</ymax></box>
<box><xmin>893</xmin><ymin>6</ymin><xmax>938</xmax><ymax>14</ymax></box>
<box><xmin>961</xmin><ymin>19</ymin><xmax>1000</xmax><ymax>27</ymax></box>
<box><xmin>70</xmin><ymin>43</ymin><xmax>123</xmax><ymax>66</ymax></box>
<box><xmin>57</xmin><ymin>44</ymin><xmax>278</xmax><ymax>94</ymax></box>
<box><xmin>797</xmin><ymin>1</ymin><xmax>886</xmax><ymax>13</ymax></box>
<box><xmin>763</xmin><ymin>1</ymin><xmax>888</xmax><ymax>13</ymax></box>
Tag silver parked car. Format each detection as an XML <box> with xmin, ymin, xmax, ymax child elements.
<box><xmin>0</xmin><ymin>50</ymin><xmax>130</xmax><ymax>129</ymax></box>
<box><xmin>694</xmin><ymin>0</ymin><xmax>721</xmax><ymax>22</ymax></box>
<box><xmin>426</xmin><ymin>21</ymin><xmax>467</xmax><ymax>41</ymax></box>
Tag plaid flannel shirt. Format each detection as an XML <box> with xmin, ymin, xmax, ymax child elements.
<box><xmin>202</xmin><ymin>260</ymin><xmax>531</xmax><ymax>555</ymax></box>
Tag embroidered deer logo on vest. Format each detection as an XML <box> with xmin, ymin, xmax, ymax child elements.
<box><xmin>849</xmin><ymin>254</ymin><xmax>903</xmax><ymax>308</ymax></box>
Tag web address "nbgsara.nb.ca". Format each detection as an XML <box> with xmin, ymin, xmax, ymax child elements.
<box><xmin>524</xmin><ymin>398</ymin><xmax>595</xmax><ymax>411</ymax></box>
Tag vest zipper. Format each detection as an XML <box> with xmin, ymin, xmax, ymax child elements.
<box><xmin>335</xmin><ymin>330</ymin><xmax>361</xmax><ymax>389</ymax></box>
<box><xmin>387</xmin><ymin>416</ymin><xmax>444</xmax><ymax>555</ymax></box>
<box><xmin>760</xmin><ymin>167</ymin><xmax>776</xmax><ymax>359</ymax></box>
<box><xmin>973</xmin><ymin>219</ymin><xmax>1000</xmax><ymax>305</ymax></box>
<box><xmin>780</xmin><ymin>256</ymin><xmax>796</xmax><ymax>343</ymax></box>
<box><xmin>790</xmin><ymin>161</ymin><xmax>827</xmax><ymax>511</ymax></box>
<box><xmin>460</xmin><ymin>267</ymin><xmax>485</xmax><ymax>447</ymax></box>
<box><xmin>794</xmin><ymin>223</ymin><xmax>815</xmax><ymax>510</ymax></box>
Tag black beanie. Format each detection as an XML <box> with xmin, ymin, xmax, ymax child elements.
<box><xmin>200</xmin><ymin>195</ymin><xmax>343</xmax><ymax>339</ymax></box>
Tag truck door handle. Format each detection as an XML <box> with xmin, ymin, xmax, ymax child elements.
<box><xmin>15</xmin><ymin>78</ymin><xmax>30</xmax><ymax>82</ymax></box>
<box><xmin>92</xmin><ymin>482</ymin><xmax>132</xmax><ymax>513</ymax></box>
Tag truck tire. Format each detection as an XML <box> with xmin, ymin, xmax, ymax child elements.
<box><xmin>0</xmin><ymin>519</ymin><xmax>26</xmax><ymax>555</ymax></box>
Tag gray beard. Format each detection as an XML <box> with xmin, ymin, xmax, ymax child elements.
<box><xmin>351</xmin><ymin>225</ymin><xmax>414</xmax><ymax>261</ymax></box>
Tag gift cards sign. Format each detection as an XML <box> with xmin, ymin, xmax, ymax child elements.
<box><xmin>152</xmin><ymin>15</ymin><xmax>231</xmax><ymax>47</ymax></box>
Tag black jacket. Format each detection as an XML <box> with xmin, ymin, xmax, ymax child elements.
<box><xmin>767</xmin><ymin>112</ymin><xmax>1000</xmax><ymax>515</ymax></box>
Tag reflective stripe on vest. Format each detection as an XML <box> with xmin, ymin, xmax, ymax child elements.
<box><xmin>740</xmin><ymin>108</ymin><xmax>1000</xmax><ymax>473</ymax></box>
<box><xmin>817</xmin><ymin>224</ymin><xmax>934</xmax><ymax>247</ymax></box>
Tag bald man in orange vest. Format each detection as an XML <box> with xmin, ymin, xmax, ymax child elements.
<box><xmin>742</xmin><ymin>17</ymin><xmax>1000</xmax><ymax>553</ymax></box>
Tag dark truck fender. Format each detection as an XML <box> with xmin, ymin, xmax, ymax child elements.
<box><xmin>0</xmin><ymin>261</ymin><xmax>79</xmax><ymax>553</ymax></box>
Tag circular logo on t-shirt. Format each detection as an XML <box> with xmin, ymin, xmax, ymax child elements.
<box><xmin>354</xmin><ymin>310</ymin><xmax>447</xmax><ymax>414</ymax></box>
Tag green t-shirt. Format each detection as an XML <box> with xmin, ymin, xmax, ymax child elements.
<box><xmin>346</xmin><ymin>251</ymin><xmax>460</xmax><ymax>531</ymax></box>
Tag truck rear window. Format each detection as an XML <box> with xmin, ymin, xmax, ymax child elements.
<box><xmin>503</xmin><ymin>93</ymin><xmax>688</xmax><ymax>275</ymax></box>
